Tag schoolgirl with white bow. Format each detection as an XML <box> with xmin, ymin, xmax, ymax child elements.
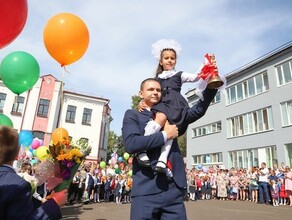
<box><xmin>137</xmin><ymin>39</ymin><xmax>225</xmax><ymax>174</ymax></box>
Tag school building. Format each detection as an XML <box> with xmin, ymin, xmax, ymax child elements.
<box><xmin>186</xmin><ymin>41</ymin><xmax>292</xmax><ymax>170</ymax></box>
<box><xmin>0</xmin><ymin>74</ymin><xmax>111</xmax><ymax>162</ymax></box>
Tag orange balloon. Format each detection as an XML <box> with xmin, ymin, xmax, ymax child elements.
<box><xmin>43</xmin><ymin>13</ymin><xmax>89</xmax><ymax>66</ymax></box>
<box><xmin>52</xmin><ymin>127</ymin><xmax>69</xmax><ymax>145</ymax></box>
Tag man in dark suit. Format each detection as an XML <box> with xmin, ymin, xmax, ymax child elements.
<box><xmin>122</xmin><ymin>78</ymin><xmax>217</xmax><ymax>219</ymax></box>
<box><xmin>0</xmin><ymin>126</ymin><xmax>67</xmax><ymax>220</ymax></box>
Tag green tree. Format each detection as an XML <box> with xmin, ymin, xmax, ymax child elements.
<box><xmin>72</xmin><ymin>138</ymin><xmax>90</xmax><ymax>152</ymax></box>
<box><xmin>177</xmin><ymin>133</ymin><xmax>187</xmax><ymax>157</ymax></box>
<box><xmin>131</xmin><ymin>95</ymin><xmax>141</xmax><ymax>110</ymax></box>
<box><xmin>107</xmin><ymin>131</ymin><xmax>125</xmax><ymax>159</ymax></box>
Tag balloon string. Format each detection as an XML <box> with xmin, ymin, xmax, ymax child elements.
<box><xmin>63</xmin><ymin>66</ymin><xmax>71</xmax><ymax>74</ymax></box>
<box><xmin>59</xmin><ymin>67</ymin><xmax>66</xmax><ymax>128</ymax></box>
<box><xmin>14</xmin><ymin>95</ymin><xmax>19</xmax><ymax>104</ymax></box>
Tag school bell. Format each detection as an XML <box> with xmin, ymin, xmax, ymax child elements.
<box><xmin>207</xmin><ymin>54</ymin><xmax>224</xmax><ymax>89</ymax></box>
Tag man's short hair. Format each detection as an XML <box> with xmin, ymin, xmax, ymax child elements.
<box><xmin>0</xmin><ymin>126</ymin><xmax>19</xmax><ymax>165</ymax></box>
<box><xmin>140</xmin><ymin>78</ymin><xmax>160</xmax><ymax>91</ymax></box>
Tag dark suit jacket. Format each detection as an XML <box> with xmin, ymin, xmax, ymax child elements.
<box><xmin>0</xmin><ymin>165</ymin><xmax>62</xmax><ymax>220</ymax></box>
<box><xmin>122</xmin><ymin>88</ymin><xmax>217</xmax><ymax>197</ymax></box>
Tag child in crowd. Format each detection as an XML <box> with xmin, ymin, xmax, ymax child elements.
<box><xmin>188</xmin><ymin>174</ymin><xmax>196</xmax><ymax>201</ymax></box>
<box><xmin>204</xmin><ymin>175</ymin><xmax>212</xmax><ymax>200</ymax></box>
<box><xmin>0</xmin><ymin>126</ymin><xmax>67</xmax><ymax>219</ymax></box>
<box><xmin>249</xmin><ymin>167</ymin><xmax>259</xmax><ymax>203</ymax></box>
<box><xmin>270</xmin><ymin>179</ymin><xmax>279</xmax><ymax>206</ymax></box>
<box><xmin>85</xmin><ymin>168</ymin><xmax>95</xmax><ymax>203</ymax></box>
<box><xmin>123</xmin><ymin>174</ymin><xmax>132</xmax><ymax>203</ymax></box>
<box><xmin>103</xmin><ymin>175</ymin><xmax>112</xmax><ymax>202</ymax></box>
<box><xmin>94</xmin><ymin>172</ymin><xmax>102</xmax><ymax>203</ymax></box>
<box><xmin>210</xmin><ymin>172</ymin><xmax>217</xmax><ymax>199</ymax></box>
<box><xmin>18</xmin><ymin>161</ymin><xmax>46</xmax><ymax>209</ymax></box>
<box><xmin>279</xmin><ymin>178</ymin><xmax>288</xmax><ymax>205</ymax></box>
<box><xmin>114</xmin><ymin>175</ymin><xmax>123</xmax><ymax>204</ymax></box>
<box><xmin>137</xmin><ymin>39</ymin><xmax>224</xmax><ymax>173</ymax></box>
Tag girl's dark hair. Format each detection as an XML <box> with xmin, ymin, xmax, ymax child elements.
<box><xmin>155</xmin><ymin>63</ymin><xmax>164</xmax><ymax>77</ymax></box>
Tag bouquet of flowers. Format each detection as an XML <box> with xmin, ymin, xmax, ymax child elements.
<box><xmin>34</xmin><ymin>128</ymin><xmax>91</xmax><ymax>192</ymax></box>
<box><xmin>49</xmin><ymin>141</ymin><xmax>91</xmax><ymax>192</ymax></box>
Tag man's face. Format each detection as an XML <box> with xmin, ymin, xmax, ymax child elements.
<box><xmin>139</xmin><ymin>80</ymin><xmax>161</xmax><ymax>108</ymax></box>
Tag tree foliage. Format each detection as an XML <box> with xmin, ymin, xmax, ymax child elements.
<box><xmin>107</xmin><ymin>131</ymin><xmax>125</xmax><ymax>159</ymax></box>
<box><xmin>131</xmin><ymin>95</ymin><xmax>141</xmax><ymax>111</ymax></box>
<box><xmin>72</xmin><ymin>138</ymin><xmax>90</xmax><ymax>152</ymax></box>
<box><xmin>178</xmin><ymin>133</ymin><xmax>186</xmax><ymax>157</ymax></box>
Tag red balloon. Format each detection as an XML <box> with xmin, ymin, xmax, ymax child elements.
<box><xmin>0</xmin><ymin>0</ymin><xmax>28</xmax><ymax>49</ymax></box>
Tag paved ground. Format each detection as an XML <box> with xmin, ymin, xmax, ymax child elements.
<box><xmin>61</xmin><ymin>199</ymin><xmax>292</xmax><ymax>220</ymax></box>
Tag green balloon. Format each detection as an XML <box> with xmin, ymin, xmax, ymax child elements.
<box><xmin>100</xmin><ymin>161</ymin><xmax>106</xmax><ymax>169</ymax></box>
<box><xmin>115</xmin><ymin>168</ymin><xmax>120</xmax><ymax>174</ymax></box>
<box><xmin>0</xmin><ymin>51</ymin><xmax>40</xmax><ymax>95</ymax></box>
<box><xmin>0</xmin><ymin>113</ymin><xmax>13</xmax><ymax>128</ymax></box>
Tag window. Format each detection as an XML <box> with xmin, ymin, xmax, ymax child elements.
<box><xmin>286</xmin><ymin>143</ymin><xmax>292</xmax><ymax>168</ymax></box>
<box><xmin>227</xmin><ymin>107</ymin><xmax>273</xmax><ymax>138</ymax></box>
<box><xmin>11</xmin><ymin>96</ymin><xmax>24</xmax><ymax>114</ymax></box>
<box><xmin>193</xmin><ymin>152</ymin><xmax>223</xmax><ymax>165</ymax></box>
<box><xmin>226</xmin><ymin>72</ymin><xmax>269</xmax><ymax>105</ymax></box>
<box><xmin>211</xmin><ymin>91</ymin><xmax>221</xmax><ymax>104</ymax></box>
<box><xmin>0</xmin><ymin>93</ymin><xmax>7</xmax><ymax>112</ymax></box>
<box><xmin>228</xmin><ymin>147</ymin><xmax>276</xmax><ymax>169</ymax></box>
<box><xmin>247</xmin><ymin>78</ymin><xmax>255</xmax><ymax>96</ymax></box>
<box><xmin>32</xmin><ymin>131</ymin><xmax>45</xmax><ymax>140</ymax></box>
<box><xmin>280</xmin><ymin>100</ymin><xmax>292</xmax><ymax>126</ymax></box>
<box><xmin>82</xmin><ymin>108</ymin><xmax>92</xmax><ymax>125</ymax></box>
<box><xmin>37</xmin><ymin>99</ymin><xmax>50</xmax><ymax>117</ymax></box>
<box><xmin>276</xmin><ymin>59</ymin><xmax>292</xmax><ymax>86</ymax></box>
<box><xmin>237</xmin><ymin>84</ymin><xmax>243</xmax><ymax>101</ymax></box>
<box><xmin>66</xmin><ymin>105</ymin><xmax>76</xmax><ymax>123</ymax></box>
<box><xmin>192</xmin><ymin>121</ymin><xmax>221</xmax><ymax>138</ymax></box>
<box><xmin>255</xmin><ymin>74</ymin><xmax>263</xmax><ymax>94</ymax></box>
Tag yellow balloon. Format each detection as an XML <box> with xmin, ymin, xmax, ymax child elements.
<box><xmin>36</xmin><ymin>146</ymin><xmax>51</xmax><ymax>162</ymax></box>
<box><xmin>43</xmin><ymin>13</ymin><xmax>90</xmax><ymax>66</ymax></box>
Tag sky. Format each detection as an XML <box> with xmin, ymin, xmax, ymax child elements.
<box><xmin>1</xmin><ymin>0</ymin><xmax>292</xmax><ymax>136</ymax></box>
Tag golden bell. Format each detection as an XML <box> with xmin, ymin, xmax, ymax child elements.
<box><xmin>206</xmin><ymin>53</ymin><xmax>224</xmax><ymax>89</ymax></box>
<box><xmin>207</xmin><ymin>75</ymin><xmax>224</xmax><ymax>89</ymax></box>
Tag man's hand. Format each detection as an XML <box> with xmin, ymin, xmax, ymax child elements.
<box><xmin>164</xmin><ymin>121</ymin><xmax>178</xmax><ymax>140</ymax></box>
<box><xmin>138</xmin><ymin>100</ymin><xmax>147</xmax><ymax>112</ymax></box>
<box><xmin>50</xmin><ymin>189</ymin><xmax>68</xmax><ymax>207</ymax></box>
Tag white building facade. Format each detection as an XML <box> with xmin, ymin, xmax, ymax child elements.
<box><xmin>186</xmin><ymin>42</ymin><xmax>292</xmax><ymax>170</ymax></box>
<box><xmin>0</xmin><ymin>74</ymin><xmax>111</xmax><ymax>162</ymax></box>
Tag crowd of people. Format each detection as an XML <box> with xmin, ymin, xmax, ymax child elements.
<box><xmin>24</xmin><ymin>159</ymin><xmax>290</xmax><ymax>209</ymax></box>
<box><xmin>66</xmin><ymin>162</ymin><xmax>133</xmax><ymax>205</ymax></box>
<box><xmin>9</xmin><ymin>157</ymin><xmax>292</xmax><ymax>210</ymax></box>
<box><xmin>185</xmin><ymin>162</ymin><xmax>292</xmax><ymax>207</ymax></box>
<box><xmin>63</xmin><ymin>161</ymin><xmax>292</xmax><ymax>209</ymax></box>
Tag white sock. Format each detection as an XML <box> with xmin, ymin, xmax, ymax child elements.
<box><xmin>138</xmin><ymin>121</ymin><xmax>162</xmax><ymax>161</ymax></box>
<box><xmin>144</xmin><ymin>120</ymin><xmax>162</xmax><ymax>135</ymax></box>
<box><xmin>138</xmin><ymin>152</ymin><xmax>148</xmax><ymax>161</ymax></box>
<box><xmin>156</xmin><ymin>139</ymin><xmax>173</xmax><ymax>168</ymax></box>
